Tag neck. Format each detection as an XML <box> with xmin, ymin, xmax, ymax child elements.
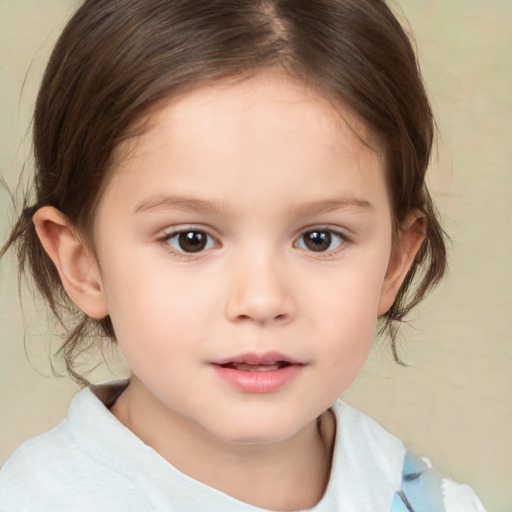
<box><xmin>110</xmin><ymin>377</ymin><xmax>336</xmax><ymax>511</ymax></box>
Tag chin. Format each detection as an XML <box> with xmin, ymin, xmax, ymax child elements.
<box><xmin>207</xmin><ymin>415</ymin><xmax>307</xmax><ymax>446</ymax></box>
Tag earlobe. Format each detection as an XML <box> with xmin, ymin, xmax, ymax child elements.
<box><xmin>377</xmin><ymin>211</ymin><xmax>426</xmax><ymax>316</ymax></box>
<box><xmin>33</xmin><ymin>206</ymin><xmax>108</xmax><ymax>319</ymax></box>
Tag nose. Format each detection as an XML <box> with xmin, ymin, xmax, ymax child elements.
<box><xmin>224</xmin><ymin>251</ymin><xmax>295</xmax><ymax>325</ymax></box>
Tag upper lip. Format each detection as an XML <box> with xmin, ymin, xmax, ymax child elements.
<box><xmin>211</xmin><ymin>352</ymin><xmax>303</xmax><ymax>366</ymax></box>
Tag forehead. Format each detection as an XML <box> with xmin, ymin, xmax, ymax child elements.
<box><xmin>102</xmin><ymin>71</ymin><xmax>388</xmax><ymax>215</ymax></box>
<box><xmin>115</xmin><ymin>72</ymin><xmax>381</xmax><ymax>167</ymax></box>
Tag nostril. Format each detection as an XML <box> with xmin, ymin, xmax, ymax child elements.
<box><xmin>233</xmin><ymin>313</ymin><xmax>289</xmax><ymax>324</ymax></box>
<box><xmin>225</xmin><ymin>289</ymin><xmax>295</xmax><ymax>325</ymax></box>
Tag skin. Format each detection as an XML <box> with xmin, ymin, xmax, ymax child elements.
<box><xmin>34</xmin><ymin>72</ymin><xmax>424</xmax><ymax>510</ymax></box>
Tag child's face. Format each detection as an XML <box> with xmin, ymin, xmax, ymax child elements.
<box><xmin>89</xmin><ymin>72</ymin><xmax>406</xmax><ymax>444</ymax></box>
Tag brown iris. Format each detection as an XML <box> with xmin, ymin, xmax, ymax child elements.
<box><xmin>302</xmin><ymin>230</ymin><xmax>332</xmax><ymax>252</ymax></box>
<box><xmin>178</xmin><ymin>231</ymin><xmax>208</xmax><ymax>252</ymax></box>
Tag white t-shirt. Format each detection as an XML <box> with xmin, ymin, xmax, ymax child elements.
<box><xmin>0</xmin><ymin>382</ymin><xmax>485</xmax><ymax>511</ymax></box>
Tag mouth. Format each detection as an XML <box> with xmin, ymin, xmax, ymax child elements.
<box><xmin>212</xmin><ymin>352</ymin><xmax>302</xmax><ymax>370</ymax></box>
<box><xmin>211</xmin><ymin>353</ymin><xmax>303</xmax><ymax>393</ymax></box>
<box><xmin>217</xmin><ymin>361</ymin><xmax>293</xmax><ymax>372</ymax></box>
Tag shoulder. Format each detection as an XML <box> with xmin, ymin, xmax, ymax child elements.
<box><xmin>332</xmin><ymin>400</ymin><xmax>406</xmax><ymax>473</ymax></box>
<box><xmin>332</xmin><ymin>402</ymin><xmax>486</xmax><ymax>512</ymax></box>
<box><xmin>0</xmin><ymin>420</ymin><xmax>90</xmax><ymax>510</ymax></box>
<box><xmin>326</xmin><ymin>401</ymin><xmax>407</xmax><ymax>509</ymax></box>
<box><xmin>0</xmin><ymin>386</ymin><xmax>148</xmax><ymax>511</ymax></box>
<box><xmin>0</xmin><ymin>419</ymin><xmax>78</xmax><ymax>495</ymax></box>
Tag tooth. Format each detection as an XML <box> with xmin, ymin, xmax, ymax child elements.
<box><xmin>234</xmin><ymin>363</ymin><xmax>281</xmax><ymax>371</ymax></box>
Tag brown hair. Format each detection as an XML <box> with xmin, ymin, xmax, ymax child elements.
<box><xmin>2</xmin><ymin>0</ymin><xmax>446</xmax><ymax>385</ymax></box>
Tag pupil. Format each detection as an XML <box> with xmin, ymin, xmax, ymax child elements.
<box><xmin>305</xmin><ymin>231</ymin><xmax>331</xmax><ymax>252</ymax></box>
<box><xmin>179</xmin><ymin>232</ymin><xmax>207</xmax><ymax>252</ymax></box>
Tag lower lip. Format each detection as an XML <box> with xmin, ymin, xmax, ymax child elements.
<box><xmin>211</xmin><ymin>364</ymin><xmax>303</xmax><ymax>393</ymax></box>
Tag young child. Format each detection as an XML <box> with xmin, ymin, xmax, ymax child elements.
<box><xmin>0</xmin><ymin>1</ymin><xmax>486</xmax><ymax>510</ymax></box>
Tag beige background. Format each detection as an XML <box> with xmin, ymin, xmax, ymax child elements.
<box><xmin>0</xmin><ymin>1</ymin><xmax>510</xmax><ymax>510</ymax></box>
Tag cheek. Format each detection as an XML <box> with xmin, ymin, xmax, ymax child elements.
<box><xmin>99</xmin><ymin>258</ymin><xmax>168</xmax><ymax>351</ymax></box>
<box><xmin>312</xmin><ymin>253</ymin><xmax>388</xmax><ymax>320</ymax></box>
<box><xmin>323</xmin><ymin>297</ymin><xmax>377</xmax><ymax>365</ymax></box>
<box><xmin>100</xmin><ymin>258</ymin><xmax>215</xmax><ymax>365</ymax></box>
<box><xmin>307</xmin><ymin>259</ymin><xmax>387</xmax><ymax>359</ymax></box>
<box><xmin>317</xmin><ymin>300</ymin><xmax>377</xmax><ymax>396</ymax></box>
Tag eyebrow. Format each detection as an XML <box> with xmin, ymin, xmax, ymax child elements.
<box><xmin>133</xmin><ymin>195</ymin><xmax>372</xmax><ymax>215</ymax></box>
<box><xmin>294</xmin><ymin>198</ymin><xmax>373</xmax><ymax>216</ymax></box>
<box><xmin>134</xmin><ymin>195</ymin><xmax>226</xmax><ymax>214</ymax></box>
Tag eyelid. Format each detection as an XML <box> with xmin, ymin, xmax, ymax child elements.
<box><xmin>160</xmin><ymin>223</ymin><xmax>218</xmax><ymax>237</ymax></box>
<box><xmin>295</xmin><ymin>225</ymin><xmax>348</xmax><ymax>239</ymax></box>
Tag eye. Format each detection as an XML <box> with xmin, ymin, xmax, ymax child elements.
<box><xmin>165</xmin><ymin>230</ymin><xmax>216</xmax><ymax>253</ymax></box>
<box><xmin>295</xmin><ymin>229</ymin><xmax>345</xmax><ymax>253</ymax></box>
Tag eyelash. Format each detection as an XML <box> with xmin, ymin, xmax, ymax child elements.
<box><xmin>159</xmin><ymin>226</ymin><xmax>347</xmax><ymax>257</ymax></box>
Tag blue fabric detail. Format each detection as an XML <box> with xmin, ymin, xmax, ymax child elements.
<box><xmin>390</xmin><ymin>492</ymin><xmax>413</xmax><ymax>512</ymax></box>
<box><xmin>389</xmin><ymin>451</ymin><xmax>445</xmax><ymax>512</ymax></box>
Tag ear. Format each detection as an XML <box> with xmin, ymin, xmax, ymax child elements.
<box><xmin>33</xmin><ymin>206</ymin><xmax>108</xmax><ymax>319</ymax></box>
<box><xmin>378</xmin><ymin>210</ymin><xmax>426</xmax><ymax>316</ymax></box>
